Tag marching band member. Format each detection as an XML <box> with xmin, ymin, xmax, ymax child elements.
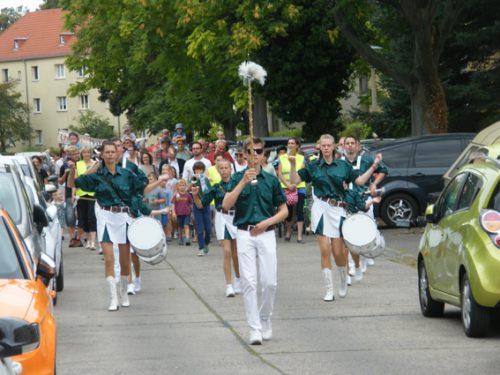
<box><xmin>192</xmin><ymin>158</ymin><xmax>241</xmax><ymax>297</ymax></box>
<box><xmin>67</xmin><ymin>141</ymin><xmax>150</xmax><ymax>311</ymax></box>
<box><xmin>223</xmin><ymin>137</ymin><xmax>288</xmax><ymax>345</ymax></box>
<box><xmin>289</xmin><ymin>134</ymin><xmax>382</xmax><ymax>301</ymax></box>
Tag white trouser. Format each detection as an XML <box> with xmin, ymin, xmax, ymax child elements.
<box><xmin>236</xmin><ymin>229</ymin><xmax>277</xmax><ymax>332</ymax></box>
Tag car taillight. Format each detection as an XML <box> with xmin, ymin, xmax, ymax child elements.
<box><xmin>480</xmin><ymin>210</ymin><xmax>500</xmax><ymax>248</ymax></box>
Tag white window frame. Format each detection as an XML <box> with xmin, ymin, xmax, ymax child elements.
<box><xmin>57</xmin><ymin>96</ymin><xmax>67</xmax><ymax>111</ymax></box>
<box><xmin>1</xmin><ymin>69</ymin><xmax>8</xmax><ymax>82</ymax></box>
<box><xmin>55</xmin><ymin>64</ymin><xmax>65</xmax><ymax>79</ymax></box>
<box><xmin>79</xmin><ymin>95</ymin><xmax>89</xmax><ymax>110</ymax></box>
<box><xmin>59</xmin><ymin>35</ymin><xmax>65</xmax><ymax>45</ymax></box>
<box><xmin>35</xmin><ymin>130</ymin><xmax>43</xmax><ymax>145</ymax></box>
<box><xmin>77</xmin><ymin>67</ymin><xmax>85</xmax><ymax>78</ymax></box>
<box><xmin>31</xmin><ymin>66</ymin><xmax>39</xmax><ymax>81</ymax></box>
<box><xmin>33</xmin><ymin>98</ymin><xmax>41</xmax><ymax>113</ymax></box>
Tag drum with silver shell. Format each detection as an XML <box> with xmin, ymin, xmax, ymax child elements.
<box><xmin>127</xmin><ymin>217</ymin><xmax>167</xmax><ymax>265</ymax></box>
<box><xmin>342</xmin><ymin>212</ymin><xmax>385</xmax><ymax>258</ymax></box>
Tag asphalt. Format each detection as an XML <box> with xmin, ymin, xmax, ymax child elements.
<box><xmin>55</xmin><ymin>229</ymin><xmax>500</xmax><ymax>375</ymax></box>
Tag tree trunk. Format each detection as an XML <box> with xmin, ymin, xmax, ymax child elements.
<box><xmin>253</xmin><ymin>96</ymin><xmax>269</xmax><ymax>137</ymax></box>
<box><xmin>222</xmin><ymin>119</ymin><xmax>236</xmax><ymax>141</ymax></box>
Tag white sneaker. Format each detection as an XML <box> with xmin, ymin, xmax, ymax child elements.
<box><xmin>89</xmin><ymin>242</ymin><xmax>96</xmax><ymax>251</ymax></box>
<box><xmin>197</xmin><ymin>249</ymin><xmax>205</xmax><ymax>257</ymax></box>
<box><xmin>249</xmin><ymin>330</ymin><xmax>262</xmax><ymax>345</ymax></box>
<box><xmin>133</xmin><ymin>277</ymin><xmax>142</xmax><ymax>293</ymax></box>
<box><xmin>261</xmin><ymin>320</ymin><xmax>272</xmax><ymax>341</ymax></box>
<box><xmin>127</xmin><ymin>283</ymin><xmax>136</xmax><ymax>295</ymax></box>
<box><xmin>225</xmin><ymin>284</ymin><xmax>235</xmax><ymax>297</ymax></box>
<box><xmin>355</xmin><ymin>267</ymin><xmax>363</xmax><ymax>282</ymax></box>
<box><xmin>361</xmin><ymin>257</ymin><xmax>368</xmax><ymax>273</ymax></box>
<box><xmin>85</xmin><ymin>241</ymin><xmax>91</xmax><ymax>249</ymax></box>
<box><xmin>367</xmin><ymin>258</ymin><xmax>375</xmax><ymax>266</ymax></box>
<box><xmin>233</xmin><ymin>278</ymin><xmax>242</xmax><ymax>294</ymax></box>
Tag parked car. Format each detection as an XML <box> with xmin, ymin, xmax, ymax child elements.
<box><xmin>443</xmin><ymin>120</ymin><xmax>500</xmax><ymax>184</ymax></box>
<box><xmin>417</xmin><ymin>144</ymin><xmax>500</xmax><ymax>337</ymax></box>
<box><xmin>15</xmin><ymin>151</ymin><xmax>52</xmax><ymax>175</ymax></box>
<box><xmin>369</xmin><ymin>133</ymin><xmax>474</xmax><ymax>226</ymax></box>
<box><xmin>0</xmin><ymin>208</ymin><xmax>57</xmax><ymax>374</ymax></box>
<box><xmin>0</xmin><ymin>157</ymin><xmax>63</xmax><ymax>300</ymax></box>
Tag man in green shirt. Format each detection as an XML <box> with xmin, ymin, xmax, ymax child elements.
<box><xmin>223</xmin><ymin>137</ymin><xmax>288</xmax><ymax>345</ymax></box>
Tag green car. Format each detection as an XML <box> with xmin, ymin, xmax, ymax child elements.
<box><xmin>418</xmin><ymin>144</ymin><xmax>500</xmax><ymax>337</ymax></box>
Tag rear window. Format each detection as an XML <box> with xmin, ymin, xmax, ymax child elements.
<box><xmin>0</xmin><ymin>218</ymin><xmax>25</xmax><ymax>279</ymax></box>
<box><xmin>414</xmin><ymin>139</ymin><xmax>463</xmax><ymax>168</ymax></box>
<box><xmin>0</xmin><ymin>173</ymin><xmax>22</xmax><ymax>224</ymax></box>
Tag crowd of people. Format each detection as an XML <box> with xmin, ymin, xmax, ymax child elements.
<box><xmin>36</xmin><ymin>124</ymin><xmax>387</xmax><ymax>346</ymax></box>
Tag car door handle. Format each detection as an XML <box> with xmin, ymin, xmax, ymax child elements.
<box><xmin>410</xmin><ymin>173</ymin><xmax>425</xmax><ymax>177</ymax></box>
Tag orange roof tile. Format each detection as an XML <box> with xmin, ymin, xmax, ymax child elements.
<box><xmin>0</xmin><ymin>9</ymin><xmax>75</xmax><ymax>62</ymax></box>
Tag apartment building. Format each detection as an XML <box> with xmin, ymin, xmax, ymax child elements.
<box><xmin>0</xmin><ymin>9</ymin><xmax>124</xmax><ymax>151</ymax></box>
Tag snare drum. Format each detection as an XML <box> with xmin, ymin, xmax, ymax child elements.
<box><xmin>127</xmin><ymin>217</ymin><xmax>167</xmax><ymax>264</ymax></box>
<box><xmin>342</xmin><ymin>213</ymin><xmax>383</xmax><ymax>257</ymax></box>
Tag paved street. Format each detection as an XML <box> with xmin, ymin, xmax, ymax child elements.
<box><xmin>55</xmin><ymin>229</ymin><xmax>500</xmax><ymax>374</ymax></box>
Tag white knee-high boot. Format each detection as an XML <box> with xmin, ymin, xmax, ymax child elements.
<box><xmin>322</xmin><ymin>268</ymin><xmax>334</xmax><ymax>301</ymax></box>
<box><xmin>120</xmin><ymin>276</ymin><xmax>130</xmax><ymax>307</ymax></box>
<box><xmin>106</xmin><ymin>276</ymin><xmax>119</xmax><ymax>311</ymax></box>
<box><xmin>338</xmin><ymin>266</ymin><xmax>348</xmax><ymax>298</ymax></box>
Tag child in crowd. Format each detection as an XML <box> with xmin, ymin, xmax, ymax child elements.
<box><xmin>160</xmin><ymin>165</ymin><xmax>178</xmax><ymax>241</ymax></box>
<box><xmin>191</xmin><ymin>161</ymin><xmax>212</xmax><ymax>256</ymax></box>
<box><xmin>144</xmin><ymin>172</ymin><xmax>167</xmax><ymax>215</ymax></box>
<box><xmin>172</xmin><ymin>179</ymin><xmax>192</xmax><ymax>246</ymax></box>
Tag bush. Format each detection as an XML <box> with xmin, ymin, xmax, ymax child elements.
<box><xmin>270</xmin><ymin>128</ymin><xmax>303</xmax><ymax>139</ymax></box>
<box><xmin>338</xmin><ymin>121</ymin><xmax>372</xmax><ymax>140</ymax></box>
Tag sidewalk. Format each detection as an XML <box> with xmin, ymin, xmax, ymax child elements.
<box><xmin>55</xmin><ymin>234</ymin><xmax>499</xmax><ymax>375</ymax></box>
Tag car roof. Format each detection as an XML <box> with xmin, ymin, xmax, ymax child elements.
<box><xmin>470</xmin><ymin>121</ymin><xmax>500</xmax><ymax>146</ymax></box>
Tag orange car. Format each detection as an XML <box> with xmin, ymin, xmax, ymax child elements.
<box><xmin>0</xmin><ymin>208</ymin><xmax>56</xmax><ymax>374</ymax></box>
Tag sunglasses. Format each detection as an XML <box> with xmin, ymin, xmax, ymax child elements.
<box><xmin>247</xmin><ymin>148</ymin><xmax>264</xmax><ymax>155</ymax></box>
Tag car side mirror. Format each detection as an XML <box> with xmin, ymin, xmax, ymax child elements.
<box><xmin>33</xmin><ymin>203</ymin><xmax>49</xmax><ymax>232</ymax></box>
<box><xmin>0</xmin><ymin>317</ymin><xmax>40</xmax><ymax>358</ymax></box>
<box><xmin>36</xmin><ymin>252</ymin><xmax>56</xmax><ymax>286</ymax></box>
<box><xmin>425</xmin><ymin>204</ymin><xmax>436</xmax><ymax>224</ymax></box>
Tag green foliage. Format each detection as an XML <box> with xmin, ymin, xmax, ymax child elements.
<box><xmin>39</xmin><ymin>0</ymin><xmax>60</xmax><ymax>10</ymax></box>
<box><xmin>338</xmin><ymin>121</ymin><xmax>372</xmax><ymax>140</ymax></box>
<box><xmin>0</xmin><ymin>6</ymin><xmax>25</xmax><ymax>33</ymax></box>
<box><xmin>0</xmin><ymin>81</ymin><xmax>31</xmax><ymax>152</ymax></box>
<box><xmin>207</xmin><ymin>123</ymin><xmax>224</xmax><ymax>141</ymax></box>
<box><xmin>69</xmin><ymin>110</ymin><xmax>114</xmax><ymax>139</ymax></box>
<box><xmin>270</xmin><ymin>128</ymin><xmax>303</xmax><ymax>138</ymax></box>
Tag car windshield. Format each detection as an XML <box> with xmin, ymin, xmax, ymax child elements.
<box><xmin>0</xmin><ymin>217</ymin><xmax>25</xmax><ymax>279</ymax></box>
<box><xmin>0</xmin><ymin>173</ymin><xmax>22</xmax><ymax>224</ymax></box>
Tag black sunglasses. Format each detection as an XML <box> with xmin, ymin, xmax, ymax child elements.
<box><xmin>247</xmin><ymin>148</ymin><xmax>264</xmax><ymax>155</ymax></box>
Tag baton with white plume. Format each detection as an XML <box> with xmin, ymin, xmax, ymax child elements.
<box><xmin>238</xmin><ymin>61</ymin><xmax>267</xmax><ymax>169</ymax></box>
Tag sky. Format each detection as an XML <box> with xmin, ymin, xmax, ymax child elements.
<box><xmin>1</xmin><ymin>0</ymin><xmax>44</xmax><ymax>11</ymax></box>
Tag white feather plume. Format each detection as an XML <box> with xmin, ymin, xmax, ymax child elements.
<box><xmin>238</xmin><ymin>61</ymin><xmax>267</xmax><ymax>87</ymax></box>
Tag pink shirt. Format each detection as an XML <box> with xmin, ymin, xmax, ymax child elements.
<box><xmin>172</xmin><ymin>192</ymin><xmax>192</xmax><ymax>216</ymax></box>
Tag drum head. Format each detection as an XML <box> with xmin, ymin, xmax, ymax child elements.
<box><xmin>128</xmin><ymin>217</ymin><xmax>164</xmax><ymax>250</ymax></box>
<box><xmin>343</xmin><ymin>213</ymin><xmax>377</xmax><ymax>247</ymax></box>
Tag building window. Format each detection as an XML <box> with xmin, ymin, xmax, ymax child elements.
<box><xmin>79</xmin><ymin>95</ymin><xmax>89</xmax><ymax>110</ymax></box>
<box><xmin>14</xmin><ymin>40</ymin><xmax>19</xmax><ymax>49</ymax></box>
<box><xmin>33</xmin><ymin>98</ymin><xmax>41</xmax><ymax>113</ymax></box>
<box><xmin>35</xmin><ymin>130</ymin><xmax>43</xmax><ymax>145</ymax></box>
<box><xmin>77</xmin><ymin>67</ymin><xmax>86</xmax><ymax>78</ymax></box>
<box><xmin>55</xmin><ymin>64</ymin><xmax>65</xmax><ymax>79</ymax></box>
<box><xmin>57</xmin><ymin>96</ymin><xmax>67</xmax><ymax>111</ymax></box>
<box><xmin>31</xmin><ymin>66</ymin><xmax>39</xmax><ymax>81</ymax></box>
<box><xmin>60</xmin><ymin>35</ymin><xmax>65</xmax><ymax>45</ymax></box>
<box><xmin>1</xmin><ymin>69</ymin><xmax>8</xmax><ymax>82</ymax></box>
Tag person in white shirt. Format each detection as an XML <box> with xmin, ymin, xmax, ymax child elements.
<box><xmin>182</xmin><ymin>142</ymin><xmax>212</xmax><ymax>182</ymax></box>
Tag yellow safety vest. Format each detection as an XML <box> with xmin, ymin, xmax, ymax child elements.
<box><xmin>279</xmin><ymin>153</ymin><xmax>305</xmax><ymax>189</ymax></box>
<box><xmin>75</xmin><ymin>160</ymin><xmax>95</xmax><ymax>197</ymax></box>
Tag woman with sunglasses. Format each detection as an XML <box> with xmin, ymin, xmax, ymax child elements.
<box><xmin>288</xmin><ymin>134</ymin><xmax>382</xmax><ymax>302</ymax></box>
<box><xmin>277</xmin><ymin>137</ymin><xmax>306</xmax><ymax>243</ymax></box>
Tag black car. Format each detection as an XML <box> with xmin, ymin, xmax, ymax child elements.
<box><xmin>371</xmin><ymin>133</ymin><xmax>474</xmax><ymax>226</ymax></box>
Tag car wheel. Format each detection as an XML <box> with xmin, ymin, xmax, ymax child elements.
<box><xmin>56</xmin><ymin>254</ymin><xmax>64</xmax><ymax>292</ymax></box>
<box><xmin>418</xmin><ymin>260</ymin><xmax>444</xmax><ymax>317</ymax></box>
<box><xmin>461</xmin><ymin>273</ymin><xmax>490</xmax><ymax>337</ymax></box>
<box><xmin>380</xmin><ymin>193</ymin><xmax>418</xmax><ymax>227</ymax></box>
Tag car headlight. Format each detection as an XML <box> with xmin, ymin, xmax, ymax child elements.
<box><xmin>0</xmin><ymin>318</ymin><xmax>40</xmax><ymax>358</ymax></box>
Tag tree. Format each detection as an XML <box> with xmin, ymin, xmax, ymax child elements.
<box><xmin>69</xmin><ymin>110</ymin><xmax>114</xmax><ymax>139</ymax></box>
<box><xmin>0</xmin><ymin>81</ymin><xmax>31</xmax><ymax>152</ymax></box>
<box><xmin>332</xmin><ymin>0</ymin><xmax>467</xmax><ymax>135</ymax></box>
<box><xmin>39</xmin><ymin>0</ymin><xmax>60</xmax><ymax>10</ymax></box>
<box><xmin>0</xmin><ymin>7</ymin><xmax>25</xmax><ymax>34</ymax></box>
<box><xmin>257</xmin><ymin>0</ymin><xmax>356</xmax><ymax>141</ymax></box>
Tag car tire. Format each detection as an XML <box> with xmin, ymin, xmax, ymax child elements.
<box><xmin>380</xmin><ymin>193</ymin><xmax>418</xmax><ymax>227</ymax></box>
<box><xmin>461</xmin><ymin>273</ymin><xmax>490</xmax><ymax>337</ymax></box>
<box><xmin>56</xmin><ymin>254</ymin><xmax>64</xmax><ymax>292</ymax></box>
<box><xmin>418</xmin><ymin>260</ymin><xmax>444</xmax><ymax>317</ymax></box>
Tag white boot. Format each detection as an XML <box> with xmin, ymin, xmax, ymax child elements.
<box><xmin>119</xmin><ymin>276</ymin><xmax>130</xmax><ymax>307</ymax></box>
<box><xmin>338</xmin><ymin>266</ymin><xmax>348</xmax><ymax>298</ymax></box>
<box><xmin>322</xmin><ymin>268</ymin><xmax>335</xmax><ymax>301</ymax></box>
<box><xmin>106</xmin><ymin>276</ymin><xmax>119</xmax><ymax>312</ymax></box>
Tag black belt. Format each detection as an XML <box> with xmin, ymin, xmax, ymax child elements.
<box><xmin>217</xmin><ymin>208</ymin><xmax>235</xmax><ymax>216</ymax></box>
<box><xmin>319</xmin><ymin>197</ymin><xmax>347</xmax><ymax>208</ymax></box>
<box><xmin>237</xmin><ymin>224</ymin><xmax>275</xmax><ymax>232</ymax></box>
<box><xmin>102</xmin><ymin>206</ymin><xmax>129</xmax><ymax>213</ymax></box>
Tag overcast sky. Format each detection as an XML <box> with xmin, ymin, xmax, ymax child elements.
<box><xmin>2</xmin><ymin>0</ymin><xmax>44</xmax><ymax>11</ymax></box>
